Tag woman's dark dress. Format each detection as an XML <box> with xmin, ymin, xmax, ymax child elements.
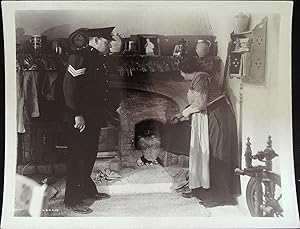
<box><xmin>166</xmin><ymin>72</ymin><xmax>241</xmax><ymax>202</ymax></box>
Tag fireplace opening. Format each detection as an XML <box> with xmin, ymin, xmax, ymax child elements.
<box><xmin>134</xmin><ymin>119</ymin><xmax>164</xmax><ymax>163</ymax></box>
<box><xmin>134</xmin><ymin>119</ymin><xmax>164</xmax><ymax>149</ymax></box>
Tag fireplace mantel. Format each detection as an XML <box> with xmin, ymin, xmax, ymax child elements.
<box><xmin>105</xmin><ymin>55</ymin><xmax>221</xmax><ymax>76</ymax></box>
<box><xmin>108</xmin><ymin>56</ymin><xmax>221</xmax><ymax>111</ymax></box>
<box><xmin>16</xmin><ymin>53</ymin><xmax>221</xmax><ymax>76</ymax></box>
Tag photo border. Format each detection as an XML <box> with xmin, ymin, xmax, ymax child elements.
<box><xmin>1</xmin><ymin>1</ymin><xmax>298</xmax><ymax>228</ymax></box>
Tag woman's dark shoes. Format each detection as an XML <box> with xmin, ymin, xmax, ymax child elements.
<box><xmin>65</xmin><ymin>203</ymin><xmax>93</xmax><ymax>214</ymax></box>
<box><xmin>173</xmin><ymin>183</ymin><xmax>189</xmax><ymax>193</ymax></box>
<box><xmin>83</xmin><ymin>192</ymin><xmax>110</xmax><ymax>200</ymax></box>
<box><xmin>200</xmin><ymin>201</ymin><xmax>225</xmax><ymax>208</ymax></box>
<box><xmin>181</xmin><ymin>189</ymin><xmax>193</xmax><ymax>198</ymax></box>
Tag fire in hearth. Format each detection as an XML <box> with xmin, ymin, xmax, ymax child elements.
<box><xmin>135</xmin><ymin>119</ymin><xmax>164</xmax><ymax>163</ymax></box>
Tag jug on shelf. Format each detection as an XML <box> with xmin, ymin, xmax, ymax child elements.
<box><xmin>110</xmin><ymin>33</ymin><xmax>124</xmax><ymax>54</ymax></box>
<box><xmin>195</xmin><ymin>40</ymin><xmax>211</xmax><ymax>57</ymax></box>
<box><xmin>233</xmin><ymin>13</ymin><xmax>251</xmax><ymax>33</ymax></box>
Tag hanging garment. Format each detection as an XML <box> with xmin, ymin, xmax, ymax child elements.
<box><xmin>41</xmin><ymin>71</ymin><xmax>58</xmax><ymax>101</ymax></box>
<box><xmin>23</xmin><ymin>70</ymin><xmax>40</xmax><ymax>119</ymax></box>
<box><xmin>17</xmin><ymin>69</ymin><xmax>25</xmax><ymax>133</ymax></box>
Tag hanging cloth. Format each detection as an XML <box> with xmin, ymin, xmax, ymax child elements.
<box><xmin>17</xmin><ymin>69</ymin><xmax>25</xmax><ymax>133</ymax></box>
<box><xmin>41</xmin><ymin>71</ymin><xmax>58</xmax><ymax>101</ymax></box>
<box><xmin>23</xmin><ymin>70</ymin><xmax>40</xmax><ymax>119</ymax></box>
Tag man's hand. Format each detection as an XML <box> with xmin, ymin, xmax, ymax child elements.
<box><xmin>170</xmin><ymin>112</ymin><xmax>183</xmax><ymax>124</ymax></box>
<box><xmin>74</xmin><ymin>115</ymin><xmax>86</xmax><ymax>132</ymax></box>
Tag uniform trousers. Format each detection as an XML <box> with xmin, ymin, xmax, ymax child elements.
<box><xmin>64</xmin><ymin>123</ymin><xmax>100</xmax><ymax>205</ymax></box>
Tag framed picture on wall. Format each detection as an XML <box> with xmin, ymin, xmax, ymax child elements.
<box><xmin>137</xmin><ymin>34</ymin><xmax>160</xmax><ymax>56</ymax></box>
<box><xmin>173</xmin><ymin>44</ymin><xmax>183</xmax><ymax>56</ymax></box>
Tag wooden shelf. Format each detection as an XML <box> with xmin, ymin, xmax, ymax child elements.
<box><xmin>17</xmin><ymin>52</ymin><xmax>221</xmax><ymax>76</ymax></box>
<box><xmin>231</xmin><ymin>31</ymin><xmax>252</xmax><ymax>36</ymax></box>
<box><xmin>231</xmin><ymin>50</ymin><xmax>250</xmax><ymax>54</ymax></box>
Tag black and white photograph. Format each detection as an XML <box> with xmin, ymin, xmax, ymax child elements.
<box><xmin>1</xmin><ymin>1</ymin><xmax>299</xmax><ymax>229</ymax></box>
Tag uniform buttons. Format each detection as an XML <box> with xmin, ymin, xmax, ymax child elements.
<box><xmin>106</xmin><ymin>80</ymin><xmax>109</xmax><ymax>83</ymax></box>
<box><xmin>105</xmin><ymin>90</ymin><xmax>109</xmax><ymax>93</ymax></box>
<box><xmin>104</xmin><ymin>99</ymin><xmax>107</xmax><ymax>101</ymax></box>
<box><xmin>96</xmin><ymin>68</ymin><xmax>99</xmax><ymax>71</ymax></box>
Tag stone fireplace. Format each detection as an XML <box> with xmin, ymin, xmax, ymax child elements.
<box><xmin>117</xmin><ymin>89</ymin><xmax>179</xmax><ymax>166</ymax></box>
<box><xmin>106</xmin><ymin>55</ymin><xmax>220</xmax><ymax>167</ymax></box>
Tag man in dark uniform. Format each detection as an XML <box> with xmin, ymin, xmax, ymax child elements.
<box><xmin>63</xmin><ymin>27</ymin><xmax>115</xmax><ymax>214</ymax></box>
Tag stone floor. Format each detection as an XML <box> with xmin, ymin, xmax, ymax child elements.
<box><xmin>14</xmin><ymin>164</ymin><xmax>250</xmax><ymax>217</ymax></box>
<box><xmin>94</xmin><ymin>164</ymin><xmax>174</xmax><ymax>194</ymax></box>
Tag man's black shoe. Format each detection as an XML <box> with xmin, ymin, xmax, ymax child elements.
<box><xmin>65</xmin><ymin>203</ymin><xmax>93</xmax><ymax>214</ymax></box>
<box><xmin>83</xmin><ymin>192</ymin><xmax>110</xmax><ymax>200</ymax></box>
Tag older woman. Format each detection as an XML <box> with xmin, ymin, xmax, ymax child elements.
<box><xmin>172</xmin><ymin>57</ymin><xmax>241</xmax><ymax>207</ymax></box>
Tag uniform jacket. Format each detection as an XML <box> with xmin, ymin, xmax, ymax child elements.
<box><xmin>63</xmin><ymin>46</ymin><xmax>110</xmax><ymax>127</ymax></box>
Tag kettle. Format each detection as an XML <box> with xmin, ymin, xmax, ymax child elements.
<box><xmin>195</xmin><ymin>40</ymin><xmax>211</xmax><ymax>57</ymax></box>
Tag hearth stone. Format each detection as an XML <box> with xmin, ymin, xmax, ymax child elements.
<box><xmin>93</xmin><ymin>156</ymin><xmax>121</xmax><ymax>172</ymax></box>
<box><xmin>120</xmin><ymin>149</ymin><xmax>184</xmax><ymax>168</ymax></box>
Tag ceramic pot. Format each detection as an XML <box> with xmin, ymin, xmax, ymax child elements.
<box><xmin>233</xmin><ymin>13</ymin><xmax>251</xmax><ymax>33</ymax></box>
<box><xmin>195</xmin><ymin>40</ymin><xmax>211</xmax><ymax>57</ymax></box>
<box><xmin>110</xmin><ymin>33</ymin><xmax>124</xmax><ymax>54</ymax></box>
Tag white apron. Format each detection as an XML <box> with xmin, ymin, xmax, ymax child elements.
<box><xmin>188</xmin><ymin>111</ymin><xmax>210</xmax><ymax>189</ymax></box>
